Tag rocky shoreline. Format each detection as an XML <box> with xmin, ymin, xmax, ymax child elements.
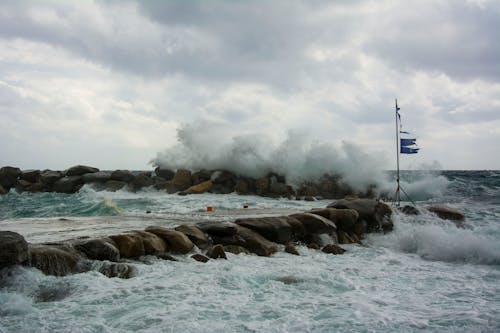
<box><xmin>0</xmin><ymin>197</ymin><xmax>465</xmax><ymax>280</ymax></box>
<box><xmin>0</xmin><ymin>164</ymin><xmax>373</xmax><ymax>200</ymax></box>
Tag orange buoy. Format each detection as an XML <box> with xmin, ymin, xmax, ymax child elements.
<box><xmin>207</xmin><ymin>206</ymin><xmax>214</xmax><ymax>212</ymax></box>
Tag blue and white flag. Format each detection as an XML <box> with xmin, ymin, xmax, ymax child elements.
<box><xmin>401</xmin><ymin>146</ymin><xmax>419</xmax><ymax>154</ymax></box>
<box><xmin>400</xmin><ymin>138</ymin><xmax>417</xmax><ymax>147</ymax></box>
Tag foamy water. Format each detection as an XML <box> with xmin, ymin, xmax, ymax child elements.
<box><xmin>1</xmin><ymin>171</ymin><xmax>500</xmax><ymax>332</ymax></box>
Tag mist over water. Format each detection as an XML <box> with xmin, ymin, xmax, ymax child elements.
<box><xmin>151</xmin><ymin>123</ymin><xmax>388</xmax><ymax>191</ymax></box>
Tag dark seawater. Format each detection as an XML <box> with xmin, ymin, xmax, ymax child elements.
<box><xmin>1</xmin><ymin>170</ymin><xmax>499</xmax><ymax>332</ymax></box>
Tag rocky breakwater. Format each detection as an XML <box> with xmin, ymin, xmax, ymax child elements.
<box><xmin>0</xmin><ymin>199</ymin><xmax>399</xmax><ymax>279</ymax></box>
<box><xmin>0</xmin><ymin>165</ymin><xmax>375</xmax><ymax>200</ymax></box>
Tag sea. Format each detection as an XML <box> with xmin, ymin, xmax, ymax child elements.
<box><xmin>0</xmin><ymin>170</ymin><xmax>499</xmax><ymax>333</ymax></box>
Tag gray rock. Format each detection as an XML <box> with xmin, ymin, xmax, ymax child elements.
<box><xmin>235</xmin><ymin>216</ymin><xmax>294</xmax><ymax>244</ymax></box>
<box><xmin>206</xmin><ymin>244</ymin><xmax>227</xmax><ymax>259</ymax></box>
<box><xmin>154</xmin><ymin>167</ymin><xmax>175</xmax><ymax>181</ymax></box>
<box><xmin>29</xmin><ymin>245</ymin><xmax>81</xmax><ymax>276</ymax></box>
<box><xmin>0</xmin><ymin>231</ymin><xmax>29</xmax><ymax>268</ymax></box>
<box><xmin>110</xmin><ymin>170</ymin><xmax>135</xmax><ymax>183</ymax></box>
<box><xmin>20</xmin><ymin>169</ymin><xmax>41</xmax><ymax>183</ymax></box>
<box><xmin>74</xmin><ymin>238</ymin><xmax>120</xmax><ymax>261</ymax></box>
<box><xmin>104</xmin><ymin>180</ymin><xmax>127</xmax><ymax>192</ymax></box>
<box><xmin>65</xmin><ymin>165</ymin><xmax>99</xmax><ymax>176</ymax></box>
<box><xmin>82</xmin><ymin>171</ymin><xmax>111</xmax><ymax>183</ymax></box>
<box><xmin>40</xmin><ymin>170</ymin><xmax>62</xmax><ymax>186</ymax></box>
<box><xmin>52</xmin><ymin>176</ymin><xmax>83</xmax><ymax>193</ymax></box>
<box><xmin>0</xmin><ymin>166</ymin><xmax>21</xmax><ymax>189</ymax></box>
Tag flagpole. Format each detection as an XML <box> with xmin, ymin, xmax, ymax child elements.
<box><xmin>395</xmin><ymin>99</ymin><xmax>401</xmax><ymax>206</ymax></box>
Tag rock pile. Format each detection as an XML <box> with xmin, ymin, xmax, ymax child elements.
<box><xmin>0</xmin><ymin>165</ymin><xmax>375</xmax><ymax>200</ymax></box>
<box><xmin>0</xmin><ymin>199</ymin><xmax>394</xmax><ymax>279</ymax></box>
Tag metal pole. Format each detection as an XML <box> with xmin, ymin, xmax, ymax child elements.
<box><xmin>395</xmin><ymin>99</ymin><xmax>401</xmax><ymax>206</ymax></box>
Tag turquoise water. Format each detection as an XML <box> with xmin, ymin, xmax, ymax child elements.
<box><xmin>1</xmin><ymin>171</ymin><xmax>500</xmax><ymax>332</ymax></box>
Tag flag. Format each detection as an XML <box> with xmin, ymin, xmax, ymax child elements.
<box><xmin>400</xmin><ymin>138</ymin><xmax>417</xmax><ymax>147</ymax></box>
<box><xmin>401</xmin><ymin>146</ymin><xmax>419</xmax><ymax>154</ymax></box>
<box><xmin>400</xmin><ymin>130</ymin><xmax>410</xmax><ymax>134</ymax></box>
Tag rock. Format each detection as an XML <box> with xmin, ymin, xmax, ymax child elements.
<box><xmin>24</xmin><ymin>182</ymin><xmax>46</xmax><ymax>193</ymax></box>
<box><xmin>234</xmin><ymin>179</ymin><xmax>250</xmax><ymax>194</ymax></box>
<box><xmin>109</xmin><ymin>234</ymin><xmax>145</xmax><ymax>258</ymax></box>
<box><xmin>65</xmin><ymin>165</ymin><xmax>99</xmax><ymax>176</ymax></box>
<box><xmin>206</xmin><ymin>244</ymin><xmax>227</xmax><ymax>259</ymax></box>
<box><xmin>110</xmin><ymin>170</ymin><xmax>135</xmax><ymax>183</ymax></box>
<box><xmin>104</xmin><ymin>180</ymin><xmax>127</xmax><ymax>192</ymax></box>
<box><xmin>0</xmin><ymin>231</ymin><xmax>29</xmax><ymax>268</ymax></box>
<box><xmin>52</xmin><ymin>176</ymin><xmax>83</xmax><ymax>193</ymax></box>
<box><xmin>154</xmin><ymin>167</ymin><xmax>175</xmax><ymax>181</ymax></box>
<box><xmin>95</xmin><ymin>262</ymin><xmax>136</xmax><ymax>279</ymax></box>
<box><xmin>157</xmin><ymin>253</ymin><xmax>177</xmax><ymax>261</ymax></box>
<box><xmin>212</xmin><ymin>170</ymin><xmax>236</xmax><ymax>184</ymax></box>
<box><xmin>196</xmin><ymin>222</ymin><xmax>239</xmax><ymax>237</ymax></box>
<box><xmin>145</xmin><ymin>227</ymin><xmax>194</xmax><ymax>254</ymax></box>
<box><xmin>182</xmin><ymin>180</ymin><xmax>212</xmax><ymax>194</ymax></box>
<box><xmin>321</xmin><ymin>244</ymin><xmax>346</xmax><ymax>255</ymax></box>
<box><xmin>329</xmin><ymin>199</ymin><xmax>393</xmax><ymax>232</ymax></box>
<box><xmin>40</xmin><ymin>170</ymin><xmax>63</xmax><ymax>186</ymax></box>
<box><xmin>190</xmin><ymin>169</ymin><xmax>212</xmax><ymax>185</ymax></box>
<box><xmin>171</xmin><ymin>169</ymin><xmax>192</xmax><ymax>191</ymax></box>
<box><xmin>131</xmin><ymin>173</ymin><xmax>155</xmax><ymax>191</ymax></box>
<box><xmin>289</xmin><ymin>213</ymin><xmax>337</xmax><ymax>234</ymax></box>
<box><xmin>191</xmin><ymin>254</ymin><xmax>209</xmax><ymax>263</ymax></box>
<box><xmin>20</xmin><ymin>169</ymin><xmax>41</xmax><ymax>183</ymax></box>
<box><xmin>298</xmin><ymin>185</ymin><xmax>319</xmax><ymax>197</ymax></box>
<box><xmin>0</xmin><ymin>184</ymin><xmax>6</xmax><ymax>195</ymax></box>
<box><xmin>209</xmin><ymin>183</ymin><xmax>234</xmax><ymax>194</ymax></box>
<box><xmin>235</xmin><ymin>216</ymin><xmax>293</xmax><ymax>244</ymax></box>
<box><xmin>304</xmin><ymin>196</ymin><xmax>316</xmax><ymax>201</ymax></box>
<box><xmin>29</xmin><ymin>245</ymin><xmax>81</xmax><ymax>276</ymax></box>
<box><xmin>133</xmin><ymin>231</ymin><xmax>167</xmax><ymax>255</ymax></box>
<box><xmin>174</xmin><ymin>225</ymin><xmax>209</xmax><ymax>249</ymax></box>
<box><xmin>285</xmin><ymin>243</ymin><xmax>300</xmax><ymax>256</ymax></box>
<box><xmin>427</xmin><ymin>205</ymin><xmax>465</xmax><ymax>224</ymax></box>
<box><xmin>0</xmin><ymin>166</ymin><xmax>21</xmax><ymax>190</ymax></box>
<box><xmin>307</xmin><ymin>243</ymin><xmax>320</xmax><ymax>249</ymax></box>
<box><xmin>337</xmin><ymin>231</ymin><xmax>360</xmax><ymax>244</ymax></box>
<box><xmin>15</xmin><ymin>179</ymin><xmax>31</xmax><ymax>192</ymax></box>
<box><xmin>255</xmin><ymin>177</ymin><xmax>269</xmax><ymax>194</ymax></box>
<box><xmin>82</xmin><ymin>171</ymin><xmax>111</xmax><ymax>183</ymax></box>
<box><xmin>210</xmin><ymin>226</ymin><xmax>278</xmax><ymax>257</ymax></box>
<box><xmin>309</xmin><ymin>208</ymin><xmax>359</xmax><ymax>232</ymax></box>
<box><xmin>223</xmin><ymin>245</ymin><xmax>250</xmax><ymax>255</ymax></box>
<box><xmin>74</xmin><ymin>238</ymin><xmax>120</xmax><ymax>261</ymax></box>
<box><xmin>400</xmin><ymin>205</ymin><xmax>420</xmax><ymax>215</ymax></box>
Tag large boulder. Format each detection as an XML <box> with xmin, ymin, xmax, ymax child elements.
<box><xmin>174</xmin><ymin>225</ymin><xmax>209</xmax><ymax>249</ymax></box>
<box><xmin>154</xmin><ymin>167</ymin><xmax>175</xmax><ymax>181</ymax></box>
<box><xmin>0</xmin><ymin>166</ymin><xmax>21</xmax><ymax>189</ymax></box>
<box><xmin>289</xmin><ymin>213</ymin><xmax>337</xmax><ymax>234</ymax></box>
<box><xmin>132</xmin><ymin>231</ymin><xmax>167</xmax><ymax>255</ymax></box>
<box><xmin>109</xmin><ymin>233</ymin><xmax>146</xmax><ymax>258</ymax></box>
<box><xmin>309</xmin><ymin>208</ymin><xmax>359</xmax><ymax>232</ymax></box>
<box><xmin>145</xmin><ymin>227</ymin><xmax>194</xmax><ymax>254</ymax></box>
<box><xmin>196</xmin><ymin>222</ymin><xmax>239</xmax><ymax>237</ymax></box>
<box><xmin>65</xmin><ymin>165</ymin><xmax>99</xmax><ymax>176</ymax></box>
<box><xmin>182</xmin><ymin>180</ymin><xmax>212</xmax><ymax>194</ymax></box>
<box><xmin>52</xmin><ymin>176</ymin><xmax>83</xmax><ymax>193</ymax></box>
<box><xmin>235</xmin><ymin>216</ymin><xmax>294</xmax><ymax>244</ymax></box>
<box><xmin>329</xmin><ymin>198</ymin><xmax>393</xmax><ymax>232</ymax></box>
<box><xmin>234</xmin><ymin>179</ymin><xmax>250</xmax><ymax>195</ymax></box>
<box><xmin>254</xmin><ymin>177</ymin><xmax>269</xmax><ymax>194</ymax></box>
<box><xmin>110</xmin><ymin>170</ymin><xmax>135</xmax><ymax>183</ymax></box>
<box><xmin>130</xmin><ymin>172</ymin><xmax>155</xmax><ymax>191</ymax></box>
<box><xmin>0</xmin><ymin>231</ymin><xmax>29</xmax><ymax>268</ymax></box>
<box><xmin>209</xmin><ymin>225</ymin><xmax>278</xmax><ymax>256</ymax></box>
<box><xmin>191</xmin><ymin>170</ymin><xmax>213</xmax><ymax>185</ymax></box>
<box><xmin>103</xmin><ymin>180</ymin><xmax>127</xmax><ymax>192</ymax></box>
<box><xmin>427</xmin><ymin>205</ymin><xmax>465</xmax><ymax>224</ymax></box>
<box><xmin>74</xmin><ymin>238</ymin><xmax>120</xmax><ymax>261</ymax></box>
<box><xmin>29</xmin><ymin>245</ymin><xmax>81</xmax><ymax>276</ymax></box>
<box><xmin>20</xmin><ymin>169</ymin><xmax>41</xmax><ymax>183</ymax></box>
<box><xmin>170</xmin><ymin>169</ymin><xmax>192</xmax><ymax>191</ymax></box>
<box><xmin>210</xmin><ymin>170</ymin><xmax>236</xmax><ymax>194</ymax></box>
<box><xmin>82</xmin><ymin>171</ymin><xmax>111</xmax><ymax>184</ymax></box>
<box><xmin>206</xmin><ymin>244</ymin><xmax>227</xmax><ymax>259</ymax></box>
<box><xmin>40</xmin><ymin>170</ymin><xmax>63</xmax><ymax>186</ymax></box>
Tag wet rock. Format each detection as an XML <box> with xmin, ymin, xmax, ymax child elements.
<box><xmin>191</xmin><ymin>254</ymin><xmax>210</xmax><ymax>263</ymax></box>
<box><xmin>0</xmin><ymin>231</ymin><xmax>29</xmax><ymax>268</ymax></box>
<box><xmin>82</xmin><ymin>171</ymin><xmax>111</xmax><ymax>183</ymax></box>
<box><xmin>109</xmin><ymin>234</ymin><xmax>145</xmax><ymax>258</ymax></box>
<box><xmin>255</xmin><ymin>177</ymin><xmax>269</xmax><ymax>194</ymax></box>
<box><xmin>197</xmin><ymin>222</ymin><xmax>239</xmax><ymax>237</ymax></box>
<box><xmin>110</xmin><ymin>170</ymin><xmax>135</xmax><ymax>183</ymax></box>
<box><xmin>322</xmin><ymin>244</ymin><xmax>346</xmax><ymax>255</ymax></box>
<box><xmin>133</xmin><ymin>231</ymin><xmax>167</xmax><ymax>255</ymax></box>
<box><xmin>399</xmin><ymin>205</ymin><xmax>420</xmax><ymax>215</ymax></box>
<box><xmin>235</xmin><ymin>216</ymin><xmax>293</xmax><ymax>244</ymax></box>
<box><xmin>285</xmin><ymin>243</ymin><xmax>300</xmax><ymax>256</ymax></box>
<box><xmin>29</xmin><ymin>245</ymin><xmax>80</xmax><ymax>276</ymax></box>
<box><xmin>130</xmin><ymin>173</ymin><xmax>154</xmax><ymax>191</ymax></box>
<box><xmin>24</xmin><ymin>182</ymin><xmax>46</xmax><ymax>193</ymax></box>
<box><xmin>0</xmin><ymin>166</ymin><xmax>21</xmax><ymax>190</ymax></box>
<box><xmin>223</xmin><ymin>245</ymin><xmax>250</xmax><ymax>255</ymax></box>
<box><xmin>95</xmin><ymin>262</ymin><xmax>137</xmax><ymax>279</ymax></box>
<box><xmin>154</xmin><ymin>167</ymin><xmax>175</xmax><ymax>181</ymax></box>
<box><xmin>20</xmin><ymin>169</ymin><xmax>41</xmax><ymax>183</ymax></box>
<box><xmin>0</xmin><ymin>184</ymin><xmax>6</xmax><ymax>195</ymax></box>
<box><xmin>191</xmin><ymin>169</ymin><xmax>212</xmax><ymax>185</ymax></box>
<box><xmin>210</xmin><ymin>226</ymin><xmax>278</xmax><ymax>257</ymax></box>
<box><xmin>289</xmin><ymin>213</ymin><xmax>337</xmax><ymax>234</ymax></box>
<box><xmin>234</xmin><ymin>179</ymin><xmax>250</xmax><ymax>194</ymax></box>
<box><xmin>307</xmin><ymin>243</ymin><xmax>320</xmax><ymax>250</ymax></box>
<box><xmin>329</xmin><ymin>198</ymin><xmax>393</xmax><ymax>232</ymax></box>
<box><xmin>53</xmin><ymin>176</ymin><xmax>83</xmax><ymax>193</ymax></box>
<box><xmin>104</xmin><ymin>180</ymin><xmax>127</xmax><ymax>192</ymax></box>
<box><xmin>174</xmin><ymin>225</ymin><xmax>209</xmax><ymax>249</ymax></box>
<box><xmin>145</xmin><ymin>227</ymin><xmax>194</xmax><ymax>254</ymax></box>
<box><xmin>427</xmin><ymin>205</ymin><xmax>465</xmax><ymax>224</ymax></box>
<box><xmin>157</xmin><ymin>253</ymin><xmax>177</xmax><ymax>261</ymax></box>
<box><xmin>170</xmin><ymin>169</ymin><xmax>192</xmax><ymax>191</ymax></box>
<box><xmin>182</xmin><ymin>180</ymin><xmax>212</xmax><ymax>194</ymax></box>
<box><xmin>65</xmin><ymin>165</ymin><xmax>99</xmax><ymax>176</ymax></box>
<box><xmin>74</xmin><ymin>238</ymin><xmax>120</xmax><ymax>261</ymax></box>
<box><xmin>40</xmin><ymin>170</ymin><xmax>63</xmax><ymax>186</ymax></box>
<box><xmin>308</xmin><ymin>208</ymin><xmax>359</xmax><ymax>232</ymax></box>
<box><xmin>206</xmin><ymin>244</ymin><xmax>227</xmax><ymax>259</ymax></box>
<box><xmin>337</xmin><ymin>231</ymin><xmax>361</xmax><ymax>244</ymax></box>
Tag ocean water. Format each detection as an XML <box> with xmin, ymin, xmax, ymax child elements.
<box><xmin>1</xmin><ymin>171</ymin><xmax>500</xmax><ymax>332</ymax></box>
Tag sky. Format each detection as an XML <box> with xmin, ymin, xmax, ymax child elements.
<box><xmin>0</xmin><ymin>0</ymin><xmax>499</xmax><ymax>171</ymax></box>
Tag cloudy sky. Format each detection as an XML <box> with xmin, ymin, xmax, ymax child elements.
<box><xmin>0</xmin><ymin>0</ymin><xmax>499</xmax><ymax>171</ymax></box>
